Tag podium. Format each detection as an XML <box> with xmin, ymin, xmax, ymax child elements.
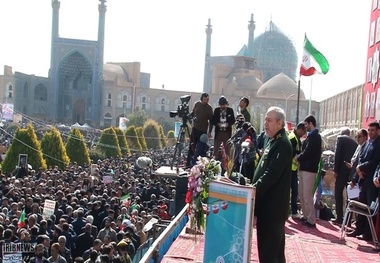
<box><xmin>204</xmin><ymin>180</ymin><xmax>255</xmax><ymax>263</ymax></box>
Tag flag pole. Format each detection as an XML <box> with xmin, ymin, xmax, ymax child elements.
<box><xmin>308</xmin><ymin>77</ymin><xmax>313</xmax><ymax>114</ymax></box>
<box><xmin>296</xmin><ymin>75</ymin><xmax>301</xmax><ymax>124</ymax></box>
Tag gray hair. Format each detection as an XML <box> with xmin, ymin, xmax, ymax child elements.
<box><xmin>267</xmin><ymin>106</ymin><xmax>285</xmax><ymax>128</ymax></box>
<box><xmin>340</xmin><ymin>128</ymin><xmax>350</xmax><ymax>136</ymax></box>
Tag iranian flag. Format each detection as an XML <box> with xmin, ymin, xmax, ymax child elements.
<box><xmin>300</xmin><ymin>35</ymin><xmax>329</xmax><ymax>76</ymax></box>
<box><xmin>120</xmin><ymin>194</ymin><xmax>130</xmax><ymax>207</ymax></box>
<box><xmin>18</xmin><ymin>209</ymin><xmax>26</xmax><ymax>228</ymax></box>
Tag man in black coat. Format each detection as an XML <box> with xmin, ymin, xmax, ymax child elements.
<box><xmin>333</xmin><ymin>128</ymin><xmax>357</xmax><ymax>224</ymax></box>
<box><xmin>252</xmin><ymin>106</ymin><xmax>292</xmax><ymax>263</ymax></box>
<box><xmin>71</xmin><ymin>209</ymin><xmax>86</xmax><ymax>236</ymax></box>
<box><xmin>209</xmin><ymin>96</ymin><xmax>235</xmax><ymax>157</ymax></box>
<box><xmin>295</xmin><ymin>114</ymin><xmax>322</xmax><ymax>228</ymax></box>
<box><xmin>348</xmin><ymin>122</ymin><xmax>380</xmax><ymax>240</ymax></box>
<box><xmin>75</xmin><ymin>223</ymin><xmax>94</xmax><ymax>258</ymax></box>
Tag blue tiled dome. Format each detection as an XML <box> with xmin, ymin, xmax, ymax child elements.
<box><xmin>253</xmin><ymin>21</ymin><xmax>298</xmax><ymax>82</ymax></box>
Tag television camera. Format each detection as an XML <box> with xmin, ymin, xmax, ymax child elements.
<box><xmin>169</xmin><ymin>95</ymin><xmax>192</xmax><ymax>170</ymax></box>
<box><xmin>169</xmin><ymin>95</ymin><xmax>192</xmax><ymax>124</ymax></box>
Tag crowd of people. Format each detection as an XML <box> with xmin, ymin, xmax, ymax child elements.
<box><xmin>2</xmin><ymin>91</ymin><xmax>380</xmax><ymax>263</ymax></box>
<box><xmin>0</xmin><ymin>149</ymin><xmax>179</xmax><ymax>263</ymax></box>
<box><xmin>0</xmin><ymin>92</ymin><xmax>258</xmax><ymax>263</ymax></box>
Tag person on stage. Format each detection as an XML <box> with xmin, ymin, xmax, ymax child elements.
<box><xmin>209</xmin><ymin>96</ymin><xmax>235</xmax><ymax>157</ymax></box>
<box><xmin>252</xmin><ymin>106</ymin><xmax>292</xmax><ymax>263</ymax></box>
<box><xmin>186</xmin><ymin>93</ymin><xmax>213</xmax><ymax>167</ymax></box>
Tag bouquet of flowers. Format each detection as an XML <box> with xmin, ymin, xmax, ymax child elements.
<box><xmin>185</xmin><ymin>157</ymin><xmax>221</xmax><ymax>233</ymax></box>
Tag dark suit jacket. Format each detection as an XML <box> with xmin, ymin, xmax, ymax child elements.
<box><xmin>298</xmin><ymin>128</ymin><xmax>322</xmax><ymax>173</ymax></box>
<box><xmin>75</xmin><ymin>232</ymin><xmax>94</xmax><ymax>258</ymax></box>
<box><xmin>81</xmin><ymin>225</ymin><xmax>98</xmax><ymax>240</ymax></box>
<box><xmin>210</xmin><ymin>107</ymin><xmax>235</xmax><ymax>139</ymax></box>
<box><xmin>71</xmin><ymin>218</ymin><xmax>86</xmax><ymax>236</ymax></box>
<box><xmin>357</xmin><ymin>136</ymin><xmax>380</xmax><ymax>186</ymax></box>
<box><xmin>333</xmin><ymin>135</ymin><xmax>357</xmax><ymax>180</ymax></box>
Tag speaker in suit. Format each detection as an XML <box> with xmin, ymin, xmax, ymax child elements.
<box><xmin>349</xmin><ymin>122</ymin><xmax>380</xmax><ymax>239</ymax></box>
<box><xmin>333</xmin><ymin>129</ymin><xmax>357</xmax><ymax>223</ymax></box>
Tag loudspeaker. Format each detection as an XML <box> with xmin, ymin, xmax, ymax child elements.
<box><xmin>174</xmin><ymin>175</ymin><xmax>188</xmax><ymax>216</ymax></box>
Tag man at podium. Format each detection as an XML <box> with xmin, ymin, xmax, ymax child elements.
<box><xmin>252</xmin><ymin>106</ymin><xmax>292</xmax><ymax>263</ymax></box>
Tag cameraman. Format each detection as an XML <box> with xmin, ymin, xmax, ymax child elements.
<box><xmin>186</xmin><ymin>93</ymin><xmax>213</xmax><ymax>167</ymax></box>
<box><xmin>210</xmin><ymin>96</ymin><xmax>235</xmax><ymax>157</ymax></box>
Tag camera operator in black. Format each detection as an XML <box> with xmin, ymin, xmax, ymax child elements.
<box><xmin>231</xmin><ymin>115</ymin><xmax>258</xmax><ymax>182</ymax></box>
<box><xmin>186</xmin><ymin>93</ymin><xmax>213</xmax><ymax>167</ymax></box>
<box><xmin>210</xmin><ymin>96</ymin><xmax>235</xmax><ymax>157</ymax></box>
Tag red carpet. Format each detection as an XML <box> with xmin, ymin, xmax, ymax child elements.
<box><xmin>161</xmin><ymin>218</ymin><xmax>380</xmax><ymax>263</ymax></box>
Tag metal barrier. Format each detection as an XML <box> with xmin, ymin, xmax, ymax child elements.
<box><xmin>139</xmin><ymin>204</ymin><xmax>189</xmax><ymax>263</ymax></box>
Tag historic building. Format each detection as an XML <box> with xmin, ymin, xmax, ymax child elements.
<box><xmin>319</xmin><ymin>84</ymin><xmax>363</xmax><ymax>130</ymax></box>
<box><xmin>0</xmin><ymin>1</ymin><xmax>319</xmax><ymax>129</ymax></box>
<box><xmin>0</xmin><ymin>66</ymin><xmax>14</xmax><ymax>106</ymax></box>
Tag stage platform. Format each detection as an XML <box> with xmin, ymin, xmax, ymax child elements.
<box><xmin>161</xmin><ymin>217</ymin><xmax>380</xmax><ymax>263</ymax></box>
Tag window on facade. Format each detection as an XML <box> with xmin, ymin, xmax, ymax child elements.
<box><xmin>7</xmin><ymin>85</ymin><xmax>13</xmax><ymax>99</ymax></box>
<box><xmin>161</xmin><ymin>98</ymin><xmax>165</xmax><ymax>104</ymax></box>
<box><xmin>107</xmin><ymin>93</ymin><xmax>112</xmax><ymax>107</ymax></box>
<box><xmin>122</xmin><ymin>95</ymin><xmax>127</xmax><ymax>108</ymax></box>
<box><xmin>142</xmin><ymin>104</ymin><xmax>146</xmax><ymax>110</ymax></box>
<box><xmin>142</xmin><ymin>96</ymin><xmax>147</xmax><ymax>103</ymax></box>
<box><xmin>161</xmin><ymin>105</ymin><xmax>165</xmax><ymax>112</ymax></box>
<box><xmin>34</xmin><ymin>84</ymin><xmax>47</xmax><ymax>101</ymax></box>
<box><xmin>23</xmin><ymin>82</ymin><xmax>28</xmax><ymax>98</ymax></box>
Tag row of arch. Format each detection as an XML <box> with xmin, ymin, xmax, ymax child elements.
<box><xmin>6</xmin><ymin>82</ymin><xmax>47</xmax><ymax>101</ymax></box>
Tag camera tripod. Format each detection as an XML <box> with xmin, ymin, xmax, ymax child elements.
<box><xmin>170</xmin><ymin>121</ymin><xmax>191</xmax><ymax>171</ymax></box>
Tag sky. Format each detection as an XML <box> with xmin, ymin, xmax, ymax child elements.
<box><xmin>0</xmin><ymin>0</ymin><xmax>372</xmax><ymax>102</ymax></box>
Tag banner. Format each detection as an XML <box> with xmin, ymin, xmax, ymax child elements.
<box><xmin>119</xmin><ymin>117</ymin><xmax>128</xmax><ymax>131</ymax></box>
<box><xmin>103</xmin><ymin>175</ymin><xmax>113</xmax><ymax>184</ymax></box>
<box><xmin>90</xmin><ymin>164</ymin><xmax>97</xmax><ymax>175</ymax></box>
<box><xmin>2</xmin><ymin>103</ymin><xmax>14</xmax><ymax>121</ymax></box>
<box><xmin>174</xmin><ymin>122</ymin><xmax>181</xmax><ymax>138</ymax></box>
<box><xmin>204</xmin><ymin>180</ymin><xmax>255</xmax><ymax>263</ymax></box>
<box><xmin>42</xmin><ymin>199</ymin><xmax>56</xmax><ymax>220</ymax></box>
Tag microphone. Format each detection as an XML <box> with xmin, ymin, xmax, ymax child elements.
<box><xmin>136</xmin><ymin>156</ymin><xmax>153</xmax><ymax>169</ymax></box>
<box><xmin>230</xmin><ymin>128</ymin><xmax>244</xmax><ymax>141</ymax></box>
<box><xmin>242</xmin><ymin>122</ymin><xmax>250</xmax><ymax>131</ymax></box>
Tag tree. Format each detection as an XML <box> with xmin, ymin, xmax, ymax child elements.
<box><xmin>5</xmin><ymin>122</ymin><xmax>20</xmax><ymax>136</ymax></box>
<box><xmin>159</xmin><ymin>125</ymin><xmax>167</xmax><ymax>147</ymax></box>
<box><xmin>96</xmin><ymin>127</ymin><xmax>122</xmax><ymax>158</ymax></box>
<box><xmin>114</xmin><ymin>127</ymin><xmax>131</xmax><ymax>156</ymax></box>
<box><xmin>136</xmin><ymin>127</ymin><xmax>148</xmax><ymax>152</ymax></box>
<box><xmin>125</xmin><ymin>126</ymin><xmax>142</xmax><ymax>153</ymax></box>
<box><xmin>2</xmin><ymin>124</ymin><xmax>47</xmax><ymax>173</ymax></box>
<box><xmin>127</xmin><ymin>107</ymin><xmax>148</xmax><ymax>128</ymax></box>
<box><xmin>167</xmin><ymin>130</ymin><xmax>176</xmax><ymax>147</ymax></box>
<box><xmin>65</xmin><ymin>128</ymin><xmax>91</xmax><ymax>166</ymax></box>
<box><xmin>161</xmin><ymin>118</ymin><xmax>175</xmax><ymax>134</ymax></box>
<box><xmin>41</xmin><ymin>127</ymin><xmax>70</xmax><ymax>170</ymax></box>
<box><xmin>143</xmin><ymin>119</ymin><xmax>162</xmax><ymax>150</ymax></box>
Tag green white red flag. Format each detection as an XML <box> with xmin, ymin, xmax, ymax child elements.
<box><xmin>120</xmin><ymin>194</ymin><xmax>130</xmax><ymax>207</ymax></box>
<box><xmin>18</xmin><ymin>209</ymin><xmax>26</xmax><ymax>228</ymax></box>
<box><xmin>300</xmin><ymin>35</ymin><xmax>329</xmax><ymax>76</ymax></box>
